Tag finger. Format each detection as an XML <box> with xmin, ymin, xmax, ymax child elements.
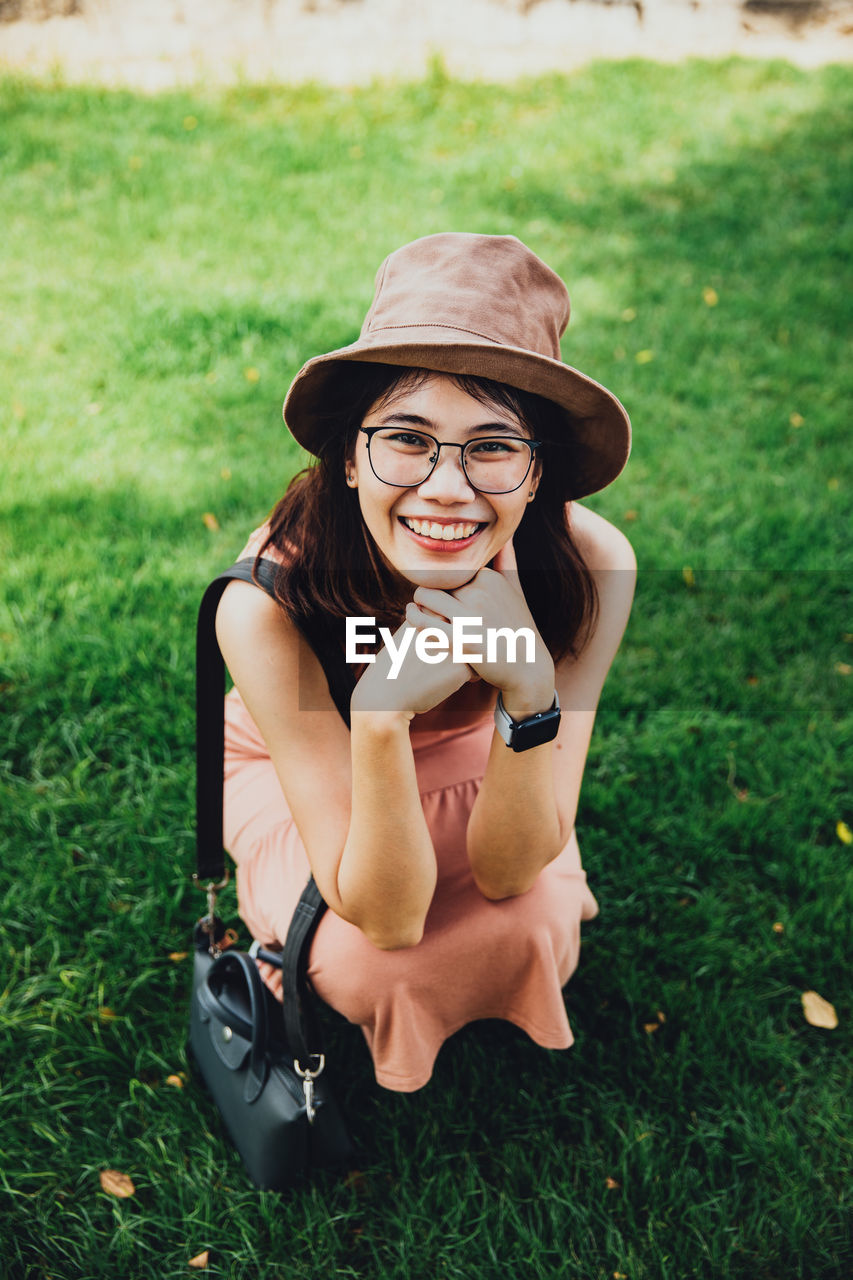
<box><xmin>405</xmin><ymin>601</ymin><xmax>453</xmax><ymax>632</ymax></box>
<box><xmin>256</xmin><ymin>960</ymin><xmax>284</xmax><ymax>1002</ymax></box>
<box><xmin>412</xmin><ymin>585</ymin><xmax>464</xmax><ymax>620</ymax></box>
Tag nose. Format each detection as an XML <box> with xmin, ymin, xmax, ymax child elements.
<box><xmin>416</xmin><ymin>443</ymin><xmax>476</xmax><ymax>502</ymax></box>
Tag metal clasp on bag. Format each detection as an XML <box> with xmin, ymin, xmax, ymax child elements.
<box><xmin>192</xmin><ymin>870</ymin><xmax>230</xmax><ymax>957</ymax></box>
<box><xmin>294</xmin><ymin>1055</ymin><xmax>325</xmax><ymax>1124</ymax></box>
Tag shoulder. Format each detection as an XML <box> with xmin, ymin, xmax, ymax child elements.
<box><xmin>215</xmin><ymin>576</ymin><xmax>293</xmax><ymax>649</ymax></box>
<box><xmin>236</xmin><ymin>522</ymin><xmax>294</xmax><ymax>567</ymax></box>
<box><xmin>215</xmin><ymin>579</ymin><xmax>312</xmax><ymax>711</ymax></box>
<box><xmin>566</xmin><ymin>501</ymin><xmax>637</xmax><ymax>577</ymax></box>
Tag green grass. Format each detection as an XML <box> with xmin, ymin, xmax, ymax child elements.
<box><xmin>1</xmin><ymin>58</ymin><xmax>851</xmax><ymax>1279</ymax></box>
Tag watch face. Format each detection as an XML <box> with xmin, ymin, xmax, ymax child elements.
<box><xmin>509</xmin><ymin>707</ymin><xmax>561</xmax><ymax>752</ymax></box>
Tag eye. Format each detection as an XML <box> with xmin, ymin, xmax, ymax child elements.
<box><xmin>467</xmin><ymin>437</ymin><xmax>527</xmax><ymax>457</ymax></box>
<box><xmin>379</xmin><ymin>430</ymin><xmax>433</xmax><ymax>450</ymax></box>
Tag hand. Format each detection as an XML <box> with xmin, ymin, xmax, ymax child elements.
<box><xmin>351</xmin><ymin>617</ymin><xmax>474</xmax><ymax>719</ymax></box>
<box><xmin>407</xmin><ymin>538</ymin><xmax>556</xmax><ymax>716</ymax></box>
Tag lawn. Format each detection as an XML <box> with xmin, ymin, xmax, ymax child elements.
<box><xmin>0</xmin><ymin>57</ymin><xmax>850</xmax><ymax>1279</ymax></box>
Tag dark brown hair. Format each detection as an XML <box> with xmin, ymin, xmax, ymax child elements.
<box><xmin>259</xmin><ymin>363</ymin><xmax>598</xmax><ymax>664</ymax></box>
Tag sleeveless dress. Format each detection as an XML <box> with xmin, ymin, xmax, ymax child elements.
<box><xmin>222</xmin><ymin>529</ymin><xmax>599</xmax><ymax>1093</ymax></box>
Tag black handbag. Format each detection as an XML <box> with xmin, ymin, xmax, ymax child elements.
<box><xmin>189</xmin><ymin>557</ymin><xmax>356</xmax><ymax>1190</ymax></box>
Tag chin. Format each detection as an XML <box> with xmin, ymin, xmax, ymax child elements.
<box><xmin>400</xmin><ymin>563</ymin><xmax>482</xmax><ymax>592</ymax></box>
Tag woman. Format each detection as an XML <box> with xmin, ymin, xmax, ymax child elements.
<box><xmin>216</xmin><ymin>233</ymin><xmax>636</xmax><ymax>1092</ymax></box>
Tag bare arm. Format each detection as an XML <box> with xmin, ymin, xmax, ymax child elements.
<box><xmin>216</xmin><ymin>584</ymin><xmax>440</xmax><ymax>948</ymax></box>
<box><xmin>465</xmin><ymin>508</ymin><xmax>637</xmax><ymax>898</ymax></box>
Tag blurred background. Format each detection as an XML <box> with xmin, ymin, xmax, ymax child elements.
<box><xmin>2</xmin><ymin>0</ymin><xmax>853</xmax><ymax>87</ymax></box>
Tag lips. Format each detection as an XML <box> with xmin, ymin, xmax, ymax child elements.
<box><xmin>398</xmin><ymin>516</ymin><xmax>486</xmax><ymax>551</ymax></box>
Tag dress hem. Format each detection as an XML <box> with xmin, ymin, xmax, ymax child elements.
<box><xmin>370</xmin><ymin>1009</ymin><xmax>575</xmax><ymax>1093</ymax></box>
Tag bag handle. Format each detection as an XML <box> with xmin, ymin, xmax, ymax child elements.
<box><xmin>206</xmin><ymin>949</ymin><xmax>270</xmax><ymax>1103</ymax></box>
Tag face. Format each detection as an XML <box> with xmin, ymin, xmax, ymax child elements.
<box><xmin>346</xmin><ymin>374</ymin><xmax>540</xmax><ymax>591</ymax></box>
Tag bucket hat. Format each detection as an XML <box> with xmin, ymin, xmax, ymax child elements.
<box><xmin>283</xmin><ymin>232</ymin><xmax>631</xmax><ymax>499</ymax></box>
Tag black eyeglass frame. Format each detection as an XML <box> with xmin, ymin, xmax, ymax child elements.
<box><xmin>358</xmin><ymin>426</ymin><xmax>542</xmax><ymax>495</ymax></box>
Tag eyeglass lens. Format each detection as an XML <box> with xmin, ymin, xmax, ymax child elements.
<box><xmin>369</xmin><ymin>429</ymin><xmax>533</xmax><ymax>494</ymax></box>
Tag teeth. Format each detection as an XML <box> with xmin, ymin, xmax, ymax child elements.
<box><xmin>403</xmin><ymin>518</ymin><xmax>479</xmax><ymax>541</ymax></box>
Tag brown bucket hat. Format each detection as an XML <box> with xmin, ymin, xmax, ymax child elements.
<box><xmin>283</xmin><ymin>232</ymin><xmax>631</xmax><ymax>499</ymax></box>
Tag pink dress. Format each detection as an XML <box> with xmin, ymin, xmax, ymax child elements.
<box><xmin>222</xmin><ymin>533</ymin><xmax>599</xmax><ymax>1093</ymax></box>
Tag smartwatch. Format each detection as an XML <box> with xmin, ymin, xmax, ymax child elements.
<box><xmin>493</xmin><ymin>690</ymin><xmax>561</xmax><ymax>752</ymax></box>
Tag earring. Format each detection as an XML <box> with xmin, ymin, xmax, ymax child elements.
<box><xmin>346</xmin><ymin>474</ymin><xmax>357</xmax><ymax>487</ymax></box>
<box><xmin>528</xmin><ymin>490</ymin><xmax>535</xmax><ymax>499</ymax></box>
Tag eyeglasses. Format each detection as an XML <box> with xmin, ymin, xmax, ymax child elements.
<box><xmin>359</xmin><ymin>427</ymin><xmax>541</xmax><ymax>495</ymax></box>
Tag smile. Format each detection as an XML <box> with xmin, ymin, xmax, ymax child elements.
<box><xmin>400</xmin><ymin>517</ymin><xmax>484</xmax><ymax>543</ymax></box>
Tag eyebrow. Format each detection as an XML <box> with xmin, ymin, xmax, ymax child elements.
<box><xmin>377</xmin><ymin>412</ymin><xmax>527</xmax><ymax>437</ymax></box>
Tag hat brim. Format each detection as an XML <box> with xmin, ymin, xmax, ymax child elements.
<box><xmin>283</xmin><ymin>330</ymin><xmax>631</xmax><ymax>500</ymax></box>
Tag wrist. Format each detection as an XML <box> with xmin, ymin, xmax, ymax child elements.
<box><xmin>499</xmin><ymin>680</ymin><xmax>556</xmax><ymax>722</ymax></box>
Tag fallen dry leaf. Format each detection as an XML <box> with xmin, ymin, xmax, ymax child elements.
<box><xmin>789</xmin><ymin>411</ymin><xmax>804</xmax><ymax>428</ymax></box>
<box><xmin>99</xmin><ymin>1169</ymin><xmax>136</xmax><ymax>1198</ymax></box>
<box><xmin>98</xmin><ymin>1007</ymin><xmax>116</xmax><ymax>1022</ymax></box>
<box><xmin>605</xmin><ymin>1176</ymin><xmax>620</xmax><ymax>1190</ymax></box>
<box><xmin>168</xmin><ymin>951</ymin><xmax>189</xmax><ymax>963</ymax></box>
<box><xmin>165</xmin><ymin>1075</ymin><xmax>184</xmax><ymax>1088</ymax></box>
<box><xmin>188</xmin><ymin>1251</ymin><xmax>210</xmax><ymax>1269</ymax></box>
<box><xmin>835</xmin><ymin>663</ymin><xmax>852</xmax><ymax>676</ymax></box>
<box><xmin>623</xmin><ymin>509</ymin><xmax>638</xmax><ymax>522</ymax></box>
<box><xmin>682</xmin><ymin>566</ymin><xmax>695</xmax><ymax>587</ymax></box>
<box><xmin>702</xmin><ymin>286</ymin><xmax>719</xmax><ymax>306</ymax></box>
<box><xmin>801</xmin><ymin>990</ymin><xmax>838</xmax><ymax>1030</ymax></box>
<box><xmin>836</xmin><ymin>821</ymin><xmax>852</xmax><ymax>845</ymax></box>
<box><xmin>644</xmin><ymin>1008</ymin><xmax>666</xmax><ymax>1034</ymax></box>
<box><xmin>772</xmin><ymin>921</ymin><xmax>784</xmax><ymax>934</ymax></box>
<box><xmin>201</xmin><ymin>512</ymin><xmax>220</xmax><ymax>532</ymax></box>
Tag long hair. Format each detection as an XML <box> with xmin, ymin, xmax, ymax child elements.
<box><xmin>259</xmin><ymin>364</ymin><xmax>598</xmax><ymax>664</ymax></box>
